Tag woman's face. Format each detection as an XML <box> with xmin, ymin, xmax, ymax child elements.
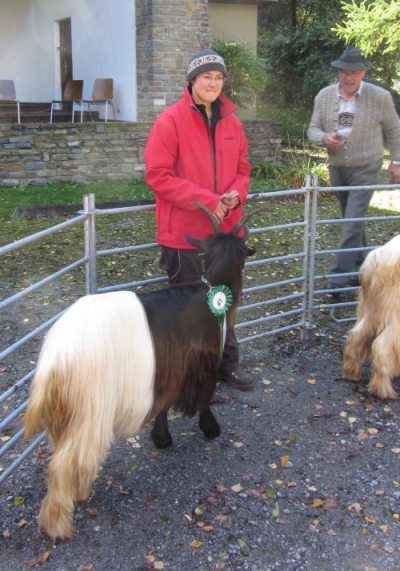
<box><xmin>191</xmin><ymin>71</ymin><xmax>224</xmax><ymax>107</ymax></box>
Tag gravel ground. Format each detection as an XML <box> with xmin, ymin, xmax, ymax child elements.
<box><xmin>1</xmin><ymin>322</ymin><xmax>399</xmax><ymax>571</ymax></box>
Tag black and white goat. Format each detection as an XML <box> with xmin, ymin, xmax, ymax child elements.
<box><xmin>24</xmin><ymin>203</ymin><xmax>259</xmax><ymax>540</ymax></box>
<box><xmin>343</xmin><ymin>234</ymin><xmax>400</xmax><ymax>400</ymax></box>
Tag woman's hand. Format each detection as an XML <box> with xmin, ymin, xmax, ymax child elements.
<box><xmin>213</xmin><ymin>200</ymin><xmax>228</xmax><ymax>224</ymax></box>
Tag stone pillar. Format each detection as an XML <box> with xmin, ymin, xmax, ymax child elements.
<box><xmin>135</xmin><ymin>0</ymin><xmax>211</xmax><ymax>122</ymax></box>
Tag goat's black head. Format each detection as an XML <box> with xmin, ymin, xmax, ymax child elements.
<box><xmin>186</xmin><ymin>203</ymin><xmax>266</xmax><ymax>294</ymax></box>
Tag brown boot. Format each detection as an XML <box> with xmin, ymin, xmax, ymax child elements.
<box><xmin>219</xmin><ymin>369</ymin><xmax>254</xmax><ymax>391</ymax></box>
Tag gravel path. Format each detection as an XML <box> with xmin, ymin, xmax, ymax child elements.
<box><xmin>1</xmin><ymin>327</ymin><xmax>399</xmax><ymax>571</ymax></box>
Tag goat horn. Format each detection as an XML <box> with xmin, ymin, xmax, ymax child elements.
<box><xmin>191</xmin><ymin>202</ymin><xmax>221</xmax><ymax>234</ymax></box>
<box><xmin>231</xmin><ymin>207</ymin><xmax>269</xmax><ymax>236</ymax></box>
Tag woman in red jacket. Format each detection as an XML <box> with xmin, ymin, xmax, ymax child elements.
<box><xmin>144</xmin><ymin>48</ymin><xmax>253</xmax><ymax>391</ymax></box>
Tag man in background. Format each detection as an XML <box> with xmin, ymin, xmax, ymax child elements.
<box><xmin>308</xmin><ymin>46</ymin><xmax>400</xmax><ymax>299</ymax></box>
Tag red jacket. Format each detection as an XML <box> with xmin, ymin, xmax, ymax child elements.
<box><xmin>144</xmin><ymin>86</ymin><xmax>251</xmax><ymax>249</ymax></box>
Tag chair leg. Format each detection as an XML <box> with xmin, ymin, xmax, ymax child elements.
<box><xmin>72</xmin><ymin>102</ymin><xmax>75</xmax><ymax>123</ymax></box>
<box><xmin>105</xmin><ymin>102</ymin><xmax>108</xmax><ymax>123</ymax></box>
<box><xmin>50</xmin><ymin>103</ymin><xmax>54</xmax><ymax>124</ymax></box>
<box><xmin>17</xmin><ymin>102</ymin><xmax>20</xmax><ymax>124</ymax></box>
<box><xmin>111</xmin><ymin>102</ymin><xmax>116</xmax><ymax>121</ymax></box>
<box><xmin>88</xmin><ymin>103</ymin><xmax>93</xmax><ymax>122</ymax></box>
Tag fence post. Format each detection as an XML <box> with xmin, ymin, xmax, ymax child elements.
<box><xmin>300</xmin><ymin>175</ymin><xmax>312</xmax><ymax>340</ymax></box>
<box><xmin>306</xmin><ymin>174</ymin><xmax>319</xmax><ymax>328</ymax></box>
<box><xmin>84</xmin><ymin>194</ymin><xmax>97</xmax><ymax>295</ymax></box>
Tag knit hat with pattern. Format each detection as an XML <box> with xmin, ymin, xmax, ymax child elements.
<box><xmin>187</xmin><ymin>49</ymin><xmax>227</xmax><ymax>82</ymax></box>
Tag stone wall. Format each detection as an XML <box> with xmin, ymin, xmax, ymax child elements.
<box><xmin>0</xmin><ymin>119</ymin><xmax>281</xmax><ymax>187</ymax></box>
<box><xmin>135</xmin><ymin>0</ymin><xmax>211</xmax><ymax>122</ymax></box>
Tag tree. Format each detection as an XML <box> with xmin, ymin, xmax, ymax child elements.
<box><xmin>258</xmin><ymin>0</ymin><xmax>346</xmax><ymax>107</ymax></box>
<box><xmin>333</xmin><ymin>0</ymin><xmax>400</xmax><ymax>55</ymax></box>
<box><xmin>211</xmin><ymin>40</ymin><xmax>267</xmax><ymax>109</ymax></box>
<box><xmin>333</xmin><ymin>0</ymin><xmax>400</xmax><ymax>86</ymax></box>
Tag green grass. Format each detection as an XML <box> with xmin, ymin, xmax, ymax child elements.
<box><xmin>0</xmin><ymin>179</ymin><xmax>152</xmax><ymax>219</ymax></box>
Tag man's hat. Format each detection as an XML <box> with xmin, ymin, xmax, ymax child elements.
<box><xmin>331</xmin><ymin>46</ymin><xmax>372</xmax><ymax>71</ymax></box>
<box><xmin>187</xmin><ymin>49</ymin><xmax>227</xmax><ymax>82</ymax></box>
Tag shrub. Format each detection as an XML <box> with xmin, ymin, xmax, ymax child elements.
<box><xmin>211</xmin><ymin>39</ymin><xmax>267</xmax><ymax>109</ymax></box>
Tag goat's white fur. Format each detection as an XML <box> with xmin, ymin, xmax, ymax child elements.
<box><xmin>24</xmin><ymin>291</ymin><xmax>155</xmax><ymax>539</ymax></box>
<box><xmin>343</xmin><ymin>235</ymin><xmax>400</xmax><ymax>400</ymax></box>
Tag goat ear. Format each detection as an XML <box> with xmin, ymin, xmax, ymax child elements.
<box><xmin>186</xmin><ymin>234</ymin><xmax>207</xmax><ymax>252</ymax></box>
<box><xmin>246</xmin><ymin>245</ymin><xmax>256</xmax><ymax>257</ymax></box>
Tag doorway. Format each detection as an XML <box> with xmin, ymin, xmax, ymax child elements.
<box><xmin>58</xmin><ymin>18</ymin><xmax>73</xmax><ymax>95</ymax></box>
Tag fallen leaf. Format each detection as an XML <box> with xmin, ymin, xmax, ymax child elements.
<box><xmin>327</xmin><ymin>529</ymin><xmax>337</xmax><ymax>536</ymax></box>
<box><xmin>233</xmin><ymin>442</ymin><xmax>244</xmax><ymax>448</ymax></box>
<box><xmin>307</xmin><ymin>379</ymin><xmax>316</xmax><ymax>385</ymax></box>
<box><xmin>281</xmin><ymin>455</ymin><xmax>290</xmax><ymax>467</ymax></box>
<box><xmin>2</xmin><ymin>529</ymin><xmax>11</xmax><ymax>538</ymax></box>
<box><xmin>375</xmin><ymin>443</ymin><xmax>385</xmax><ymax>449</ymax></box>
<box><xmin>379</xmin><ymin>525</ymin><xmax>389</xmax><ymax>532</ymax></box>
<box><xmin>215</xmin><ymin>515</ymin><xmax>228</xmax><ymax>522</ymax></box>
<box><xmin>13</xmin><ymin>496</ymin><xmax>24</xmax><ymax>506</ymax></box>
<box><xmin>189</xmin><ymin>540</ymin><xmax>202</xmax><ymax>549</ymax></box>
<box><xmin>154</xmin><ymin>562</ymin><xmax>164</xmax><ymax>570</ymax></box>
<box><xmin>368</xmin><ymin>428</ymin><xmax>378</xmax><ymax>435</ymax></box>
<box><xmin>27</xmin><ymin>551</ymin><xmax>50</xmax><ymax>567</ymax></box>
<box><xmin>231</xmin><ymin>484</ymin><xmax>243</xmax><ymax>493</ymax></box>
<box><xmin>287</xmin><ymin>482</ymin><xmax>297</xmax><ymax>488</ymax></box>
<box><xmin>272</xmin><ymin>502</ymin><xmax>280</xmax><ymax>517</ymax></box>
<box><xmin>202</xmin><ymin>525</ymin><xmax>213</xmax><ymax>532</ymax></box>
<box><xmin>265</xmin><ymin>488</ymin><xmax>277</xmax><ymax>499</ymax></box>
<box><xmin>365</xmin><ymin>515</ymin><xmax>376</xmax><ymax>524</ymax></box>
<box><xmin>216</xmin><ymin>485</ymin><xmax>226</xmax><ymax>493</ymax></box>
<box><xmin>391</xmin><ymin>448</ymin><xmax>400</xmax><ymax>454</ymax></box>
<box><xmin>16</xmin><ymin>519</ymin><xmax>27</xmax><ymax>528</ymax></box>
<box><xmin>348</xmin><ymin>503</ymin><xmax>363</xmax><ymax>513</ymax></box>
<box><xmin>311</xmin><ymin>499</ymin><xmax>324</xmax><ymax>508</ymax></box>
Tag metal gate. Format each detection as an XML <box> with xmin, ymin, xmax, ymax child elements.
<box><xmin>1</xmin><ymin>180</ymin><xmax>399</xmax><ymax>483</ymax></box>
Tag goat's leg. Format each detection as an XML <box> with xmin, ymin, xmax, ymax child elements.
<box><xmin>199</xmin><ymin>406</ymin><xmax>221</xmax><ymax>439</ymax></box>
<box><xmin>151</xmin><ymin>411</ymin><xmax>173</xmax><ymax>448</ymax></box>
<box><xmin>368</xmin><ymin>327</ymin><xmax>398</xmax><ymax>400</ymax></box>
<box><xmin>342</xmin><ymin>318</ymin><xmax>375</xmax><ymax>381</ymax></box>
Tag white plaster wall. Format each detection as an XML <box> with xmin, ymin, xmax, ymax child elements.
<box><xmin>0</xmin><ymin>0</ymin><xmax>136</xmax><ymax>120</ymax></box>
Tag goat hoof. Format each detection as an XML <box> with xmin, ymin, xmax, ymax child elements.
<box><xmin>199</xmin><ymin>415</ymin><xmax>221</xmax><ymax>440</ymax></box>
<box><xmin>151</xmin><ymin>430</ymin><xmax>173</xmax><ymax>449</ymax></box>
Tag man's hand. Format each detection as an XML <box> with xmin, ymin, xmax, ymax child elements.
<box><xmin>323</xmin><ymin>132</ymin><xmax>345</xmax><ymax>151</ymax></box>
<box><xmin>388</xmin><ymin>162</ymin><xmax>400</xmax><ymax>184</ymax></box>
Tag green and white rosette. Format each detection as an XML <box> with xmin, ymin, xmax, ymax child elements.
<box><xmin>207</xmin><ymin>285</ymin><xmax>233</xmax><ymax>361</ymax></box>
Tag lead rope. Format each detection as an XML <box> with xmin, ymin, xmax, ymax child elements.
<box><xmin>202</xmin><ymin>276</ymin><xmax>233</xmax><ymax>361</ymax></box>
